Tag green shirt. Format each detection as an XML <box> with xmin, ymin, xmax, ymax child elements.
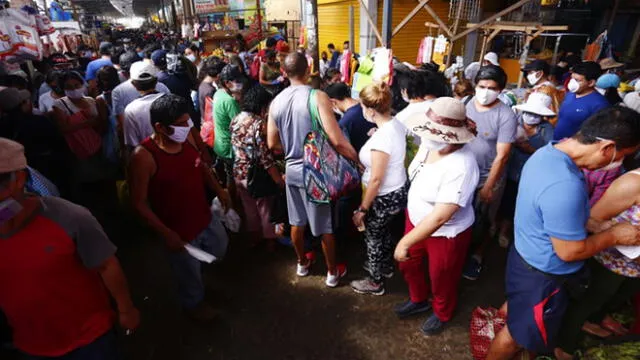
<box><xmin>213</xmin><ymin>90</ymin><xmax>240</xmax><ymax>159</ymax></box>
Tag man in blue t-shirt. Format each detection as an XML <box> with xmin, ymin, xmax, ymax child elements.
<box><xmin>325</xmin><ymin>82</ymin><xmax>376</xmax><ymax>152</ymax></box>
<box><xmin>554</xmin><ymin>61</ymin><xmax>609</xmax><ymax>140</ymax></box>
<box><xmin>487</xmin><ymin>107</ymin><xmax>640</xmax><ymax>360</ymax></box>
<box><xmin>85</xmin><ymin>42</ymin><xmax>114</xmax><ymax>96</ymax></box>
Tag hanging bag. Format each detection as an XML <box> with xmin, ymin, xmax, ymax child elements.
<box><xmin>247</xmin><ymin>120</ymin><xmax>279</xmax><ymax>198</ymax></box>
<box><xmin>302</xmin><ymin>89</ymin><xmax>360</xmax><ymax>204</ymax></box>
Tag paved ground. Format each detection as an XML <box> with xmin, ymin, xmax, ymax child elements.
<box><xmin>114</xmin><ymin>220</ymin><xmax>509</xmax><ymax>360</ymax></box>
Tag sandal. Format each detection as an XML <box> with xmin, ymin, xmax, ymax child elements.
<box><xmin>601</xmin><ymin>316</ymin><xmax>629</xmax><ymax>336</ymax></box>
<box><xmin>582</xmin><ymin>321</ymin><xmax>613</xmax><ymax>338</ymax></box>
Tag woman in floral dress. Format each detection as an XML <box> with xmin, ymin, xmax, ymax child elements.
<box><xmin>230</xmin><ymin>85</ymin><xmax>284</xmax><ymax>247</ymax></box>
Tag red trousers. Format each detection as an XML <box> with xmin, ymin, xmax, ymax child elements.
<box><xmin>398</xmin><ymin>214</ymin><xmax>472</xmax><ymax>322</ymax></box>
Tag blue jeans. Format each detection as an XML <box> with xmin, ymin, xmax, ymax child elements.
<box><xmin>23</xmin><ymin>329</ymin><xmax>119</xmax><ymax>360</ymax></box>
<box><xmin>169</xmin><ymin>217</ymin><xmax>229</xmax><ymax>309</ymax></box>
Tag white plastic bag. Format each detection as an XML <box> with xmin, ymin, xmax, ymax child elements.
<box><xmin>0</xmin><ymin>22</ymin><xmax>15</xmax><ymax>61</ymax></box>
<box><xmin>35</xmin><ymin>14</ymin><xmax>55</xmax><ymax>36</ymax></box>
<box><xmin>7</xmin><ymin>19</ymin><xmax>41</xmax><ymax>60</ymax></box>
<box><xmin>211</xmin><ymin>198</ymin><xmax>241</xmax><ymax>233</ymax></box>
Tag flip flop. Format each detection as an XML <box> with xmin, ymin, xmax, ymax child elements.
<box><xmin>582</xmin><ymin>321</ymin><xmax>613</xmax><ymax>338</ymax></box>
<box><xmin>601</xmin><ymin>317</ymin><xmax>629</xmax><ymax>336</ymax></box>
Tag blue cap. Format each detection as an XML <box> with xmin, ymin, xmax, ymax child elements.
<box><xmin>596</xmin><ymin>73</ymin><xmax>621</xmax><ymax>89</ymax></box>
<box><xmin>151</xmin><ymin>49</ymin><xmax>167</xmax><ymax>67</ymax></box>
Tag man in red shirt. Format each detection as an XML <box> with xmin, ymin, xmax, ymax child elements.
<box><xmin>129</xmin><ymin>94</ymin><xmax>231</xmax><ymax>321</ymax></box>
<box><xmin>0</xmin><ymin>138</ymin><xmax>139</xmax><ymax>359</ymax></box>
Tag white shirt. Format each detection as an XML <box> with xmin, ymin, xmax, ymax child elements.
<box><xmin>624</xmin><ymin>92</ymin><xmax>640</xmax><ymax>113</ymax></box>
<box><xmin>359</xmin><ymin>118</ymin><xmax>407</xmax><ymax>195</ymax></box>
<box><xmin>123</xmin><ymin>93</ymin><xmax>165</xmax><ymax>147</ymax></box>
<box><xmin>112</xmin><ymin>79</ymin><xmax>170</xmax><ymax>117</ymax></box>
<box><xmin>407</xmin><ymin>145</ymin><xmax>480</xmax><ymax>238</ymax></box>
<box><xmin>38</xmin><ymin>91</ymin><xmax>57</xmax><ymax>113</ymax></box>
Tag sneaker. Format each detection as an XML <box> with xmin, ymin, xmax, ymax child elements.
<box><xmin>393</xmin><ymin>299</ymin><xmax>432</xmax><ymax>319</ymax></box>
<box><xmin>362</xmin><ymin>262</ymin><xmax>394</xmax><ymax>279</ymax></box>
<box><xmin>421</xmin><ymin>313</ymin><xmax>446</xmax><ymax>336</ymax></box>
<box><xmin>184</xmin><ymin>302</ymin><xmax>218</xmax><ymax>322</ymax></box>
<box><xmin>296</xmin><ymin>260</ymin><xmax>311</xmax><ymax>277</ymax></box>
<box><xmin>463</xmin><ymin>257</ymin><xmax>482</xmax><ymax>281</ymax></box>
<box><xmin>325</xmin><ymin>263</ymin><xmax>347</xmax><ymax>287</ymax></box>
<box><xmin>350</xmin><ymin>278</ymin><xmax>385</xmax><ymax>295</ymax></box>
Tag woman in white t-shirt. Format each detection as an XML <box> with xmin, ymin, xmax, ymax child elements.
<box><xmin>393</xmin><ymin>97</ymin><xmax>480</xmax><ymax>336</ymax></box>
<box><xmin>350</xmin><ymin>82</ymin><xmax>408</xmax><ymax>296</ymax></box>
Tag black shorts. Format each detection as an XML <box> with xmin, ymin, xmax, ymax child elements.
<box><xmin>506</xmin><ymin>248</ymin><xmax>571</xmax><ymax>353</ymax></box>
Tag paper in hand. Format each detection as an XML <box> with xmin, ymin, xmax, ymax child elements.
<box><xmin>184</xmin><ymin>244</ymin><xmax>217</xmax><ymax>263</ymax></box>
<box><xmin>616</xmin><ymin>245</ymin><xmax>640</xmax><ymax>260</ymax></box>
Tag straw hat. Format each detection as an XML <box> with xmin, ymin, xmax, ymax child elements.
<box><xmin>513</xmin><ymin>92</ymin><xmax>556</xmax><ymax>117</ymax></box>
<box><xmin>405</xmin><ymin>97</ymin><xmax>477</xmax><ymax>144</ymax></box>
<box><xmin>599</xmin><ymin>57</ymin><xmax>624</xmax><ymax>70</ymax></box>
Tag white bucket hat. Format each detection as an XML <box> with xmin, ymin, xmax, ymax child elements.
<box><xmin>513</xmin><ymin>92</ymin><xmax>555</xmax><ymax>117</ymax></box>
<box><xmin>483</xmin><ymin>52</ymin><xmax>499</xmax><ymax>66</ymax></box>
<box><xmin>405</xmin><ymin>97</ymin><xmax>477</xmax><ymax>144</ymax></box>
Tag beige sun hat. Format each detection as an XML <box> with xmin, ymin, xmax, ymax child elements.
<box><xmin>405</xmin><ymin>97</ymin><xmax>477</xmax><ymax>144</ymax></box>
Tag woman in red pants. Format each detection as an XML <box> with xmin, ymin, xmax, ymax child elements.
<box><xmin>393</xmin><ymin>97</ymin><xmax>480</xmax><ymax>335</ymax></box>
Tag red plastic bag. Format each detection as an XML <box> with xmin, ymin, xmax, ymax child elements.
<box><xmin>470</xmin><ymin>306</ymin><xmax>506</xmax><ymax>360</ymax></box>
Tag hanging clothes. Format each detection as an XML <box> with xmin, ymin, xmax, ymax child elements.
<box><xmin>416</xmin><ymin>36</ymin><xmax>435</xmax><ymax>65</ymax></box>
<box><xmin>432</xmin><ymin>35</ymin><xmax>450</xmax><ymax>71</ymax></box>
<box><xmin>372</xmin><ymin>48</ymin><xmax>393</xmax><ymax>84</ymax></box>
<box><xmin>340</xmin><ymin>50</ymin><xmax>353</xmax><ymax>83</ymax></box>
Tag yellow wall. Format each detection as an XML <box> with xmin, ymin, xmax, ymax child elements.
<box><xmin>318</xmin><ymin>0</ymin><xmax>361</xmax><ymax>59</ymax></box>
<box><xmin>317</xmin><ymin>0</ymin><xmax>450</xmax><ymax>64</ymax></box>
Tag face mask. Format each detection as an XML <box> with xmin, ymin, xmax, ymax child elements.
<box><xmin>138</xmin><ymin>51</ymin><xmax>145</xmax><ymax>58</ymax></box>
<box><xmin>475</xmin><ymin>88</ymin><xmax>499</xmax><ymax>106</ymax></box>
<box><xmin>568</xmin><ymin>78</ymin><xmax>580</xmax><ymax>93</ymax></box>
<box><xmin>527</xmin><ymin>72</ymin><xmax>542</xmax><ymax>86</ymax></box>
<box><xmin>168</xmin><ymin>121</ymin><xmax>193</xmax><ymax>143</ymax></box>
<box><xmin>186</xmin><ymin>54</ymin><xmax>197</xmax><ymax>62</ymax></box>
<box><xmin>522</xmin><ymin>112</ymin><xmax>542</xmax><ymax>126</ymax></box>
<box><xmin>333</xmin><ymin>107</ymin><xmax>344</xmax><ymax>117</ymax></box>
<box><xmin>65</xmin><ymin>87</ymin><xmax>85</xmax><ymax>99</ymax></box>
<box><xmin>229</xmin><ymin>81</ymin><xmax>243</xmax><ymax>93</ymax></box>
<box><xmin>401</xmin><ymin>91</ymin><xmax>410</xmax><ymax>103</ymax></box>
<box><xmin>0</xmin><ymin>197</ymin><xmax>23</xmax><ymax>226</ymax></box>
<box><xmin>362</xmin><ymin>109</ymin><xmax>375</xmax><ymax>123</ymax></box>
<box><xmin>596</xmin><ymin>87</ymin><xmax>606</xmax><ymax>96</ymax></box>
<box><xmin>423</xmin><ymin>139</ymin><xmax>448</xmax><ymax>151</ymax></box>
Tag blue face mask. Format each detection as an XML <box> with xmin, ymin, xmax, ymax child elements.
<box><xmin>137</xmin><ymin>51</ymin><xmax>145</xmax><ymax>59</ymax></box>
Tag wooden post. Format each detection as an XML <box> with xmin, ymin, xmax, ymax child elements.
<box><xmin>452</xmin><ymin>0</ymin><xmax>534</xmax><ymax>41</ymax></box>
<box><xmin>420</xmin><ymin>1</ymin><xmax>452</xmax><ymax>38</ymax></box>
<box><xmin>446</xmin><ymin>0</ymin><xmax>465</xmax><ymax>66</ymax></box>
<box><xmin>607</xmin><ymin>0</ymin><xmax>620</xmax><ymax>32</ymax></box>
<box><xmin>307</xmin><ymin>0</ymin><xmax>319</xmax><ymax>76</ymax></box>
<box><xmin>478</xmin><ymin>31</ymin><xmax>488</xmax><ymax>63</ymax></box>
<box><xmin>393</xmin><ymin>0</ymin><xmax>430</xmax><ymax>37</ymax></box>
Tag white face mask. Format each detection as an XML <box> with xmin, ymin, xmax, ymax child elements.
<box><xmin>568</xmin><ymin>78</ymin><xmax>581</xmax><ymax>93</ymax></box>
<box><xmin>475</xmin><ymin>88</ymin><xmax>499</xmax><ymax>106</ymax></box>
<box><xmin>597</xmin><ymin>145</ymin><xmax>623</xmax><ymax>171</ymax></box>
<box><xmin>186</xmin><ymin>54</ymin><xmax>197</xmax><ymax>62</ymax></box>
<box><xmin>423</xmin><ymin>139</ymin><xmax>448</xmax><ymax>151</ymax></box>
<box><xmin>595</xmin><ymin>87</ymin><xmax>606</xmax><ymax>96</ymax></box>
<box><xmin>65</xmin><ymin>86</ymin><xmax>85</xmax><ymax>99</ymax></box>
<box><xmin>401</xmin><ymin>90</ymin><xmax>410</xmax><ymax>103</ymax></box>
<box><xmin>522</xmin><ymin>112</ymin><xmax>542</xmax><ymax>126</ymax></box>
<box><xmin>527</xmin><ymin>72</ymin><xmax>542</xmax><ymax>86</ymax></box>
<box><xmin>229</xmin><ymin>81</ymin><xmax>243</xmax><ymax>93</ymax></box>
<box><xmin>168</xmin><ymin>120</ymin><xmax>193</xmax><ymax>143</ymax></box>
<box><xmin>362</xmin><ymin>108</ymin><xmax>375</xmax><ymax>123</ymax></box>
<box><xmin>333</xmin><ymin>107</ymin><xmax>344</xmax><ymax>117</ymax></box>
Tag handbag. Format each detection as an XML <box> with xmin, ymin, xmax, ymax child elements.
<box><xmin>247</xmin><ymin>121</ymin><xmax>280</xmax><ymax>198</ymax></box>
<box><xmin>302</xmin><ymin>89</ymin><xmax>360</xmax><ymax>204</ymax></box>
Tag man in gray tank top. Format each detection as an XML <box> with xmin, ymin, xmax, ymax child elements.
<box><xmin>267</xmin><ymin>52</ymin><xmax>359</xmax><ymax>287</ymax></box>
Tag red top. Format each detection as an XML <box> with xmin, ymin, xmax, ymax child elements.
<box><xmin>142</xmin><ymin>138</ymin><xmax>212</xmax><ymax>241</ymax></box>
<box><xmin>0</xmin><ymin>198</ymin><xmax>115</xmax><ymax>356</ymax></box>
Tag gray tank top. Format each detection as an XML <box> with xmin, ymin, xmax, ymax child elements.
<box><xmin>270</xmin><ymin>85</ymin><xmax>313</xmax><ymax>187</ymax></box>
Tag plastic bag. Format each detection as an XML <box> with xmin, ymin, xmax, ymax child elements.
<box><xmin>211</xmin><ymin>198</ymin><xmax>241</xmax><ymax>233</ymax></box>
<box><xmin>35</xmin><ymin>14</ymin><xmax>55</xmax><ymax>36</ymax></box>
<box><xmin>7</xmin><ymin>20</ymin><xmax>41</xmax><ymax>61</ymax></box>
<box><xmin>469</xmin><ymin>306</ymin><xmax>506</xmax><ymax>360</ymax></box>
<box><xmin>0</xmin><ymin>22</ymin><xmax>15</xmax><ymax>61</ymax></box>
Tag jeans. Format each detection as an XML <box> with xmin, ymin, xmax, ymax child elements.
<box><xmin>169</xmin><ymin>217</ymin><xmax>229</xmax><ymax>309</ymax></box>
<box><xmin>22</xmin><ymin>329</ymin><xmax>119</xmax><ymax>360</ymax></box>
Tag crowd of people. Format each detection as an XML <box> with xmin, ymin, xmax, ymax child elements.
<box><xmin>2</xmin><ymin>28</ymin><xmax>640</xmax><ymax>360</ymax></box>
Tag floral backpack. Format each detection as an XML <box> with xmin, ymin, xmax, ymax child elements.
<box><xmin>302</xmin><ymin>89</ymin><xmax>360</xmax><ymax>204</ymax></box>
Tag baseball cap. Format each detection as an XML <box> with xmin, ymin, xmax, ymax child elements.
<box><xmin>129</xmin><ymin>61</ymin><xmax>158</xmax><ymax>81</ymax></box>
<box><xmin>0</xmin><ymin>87</ymin><xmax>31</xmax><ymax>112</ymax></box>
<box><xmin>0</xmin><ymin>138</ymin><xmax>27</xmax><ymax>174</ymax></box>
<box><xmin>522</xmin><ymin>59</ymin><xmax>550</xmax><ymax>74</ymax></box>
<box><xmin>151</xmin><ymin>49</ymin><xmax>167</xmax><ymax>67</ymax></box>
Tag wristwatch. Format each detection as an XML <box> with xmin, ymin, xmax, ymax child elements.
<box><xmin>355</xmin><ymin>206</ymin><xmax>368</xmax><ymax>214</ymax></box>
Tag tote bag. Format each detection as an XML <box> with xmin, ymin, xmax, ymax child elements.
<box><xmin>302</xmin><ymin>89</ymin><xmax>360</xmax><ymax>204</ymax></box>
